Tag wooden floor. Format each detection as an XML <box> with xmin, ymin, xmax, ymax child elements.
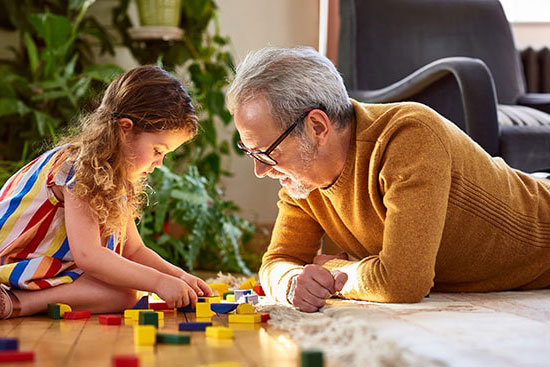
<box><xmin>0</xmin><ymin>310</ymin><xmax>301</xmax><ymax>367</ymax></box>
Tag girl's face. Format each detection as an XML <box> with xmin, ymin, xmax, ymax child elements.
<box><xmin>124</xmin><ymin>126</ymin><xmax>191</xmax><ymax>181</ymax></box>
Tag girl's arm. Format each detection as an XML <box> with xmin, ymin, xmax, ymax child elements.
<box><xmin>123</xmin><ymin>219</ymin><xmax>212</xmax><ymax>297</ymax></box>
<box><xmin>64</xmin><ymin>187</ymin><xmax>197</xmax><ymax>307</ymax></box>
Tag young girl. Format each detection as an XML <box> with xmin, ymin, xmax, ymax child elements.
<box><xmin>0</xmin><ymin>65</ymin><xmax>212</xmax><ymax>319</ymax></box>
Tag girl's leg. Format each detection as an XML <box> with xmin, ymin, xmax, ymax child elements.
<box><xmin>8</xmin><ymin>273</ymin><xmax>140</xmax><ymax>317</ymax></box>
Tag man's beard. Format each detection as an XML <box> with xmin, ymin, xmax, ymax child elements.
<box><xmin>278</xmin><ymin>135</ymin><xmax>318</xmax><ymax>200</ymax></box>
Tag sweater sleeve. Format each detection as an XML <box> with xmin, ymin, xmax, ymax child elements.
<box><xmin>259</xmin><ymin>189</ymin><xmax>325</xmax><ymax>304</ymax></box>
<box><xmin>323</xmin><ymin>119</ymin><xmax>452</xmax><ymax>303</ymax></box>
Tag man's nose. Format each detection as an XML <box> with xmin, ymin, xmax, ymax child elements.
<box><xmin>253</xmin><ymin>159</ymin><xmax>272</xmax><ymax>178</ymax></box>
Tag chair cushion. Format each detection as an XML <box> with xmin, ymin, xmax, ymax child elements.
<box><xmin>497</xmin><ymin>105</ymin><xmax>550</xmax><ymax>126</ymax></box>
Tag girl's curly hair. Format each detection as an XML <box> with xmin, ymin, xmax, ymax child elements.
<box><xmin>57</xmin><ymin>65</ymin><xmax>198</xmax><ymax>237</ymax></box>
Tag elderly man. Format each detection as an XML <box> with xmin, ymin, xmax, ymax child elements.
<box><xmin>226</xmin><ymin>47</ymin><xmax>550</xmax><ymax>313</ymax></box>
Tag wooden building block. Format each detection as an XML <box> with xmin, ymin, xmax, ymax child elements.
<box><xmin>211</xmin><ymin>303</ymin><xmax>238</xmax><ymax>314</ymax></box>
<box><xmin>244</xmin><ymin>294</ymin><xmax>258</xmax><ymax>305</ymax></box>
<box><xmin>209</xmin><ymin>284</ymin><xmax>229</xmax><ymax>296</ymax></box>
<box><xmin>205</xmin><ymin>326</ymin><xmax>233</xmax><ymax>339</ymax></box>
<box><xmin>226</xmin><ymin>294</ymin><xmax>235</xmax><ymax>302</ymax></box>
<box><xmin>0</xmin><ymin>351</ymin><xmax>34</xmax><ymax>363</ymax></box>
<box><xmin>301</xmin><ymin>350</ymin><xmax>324</xmax><ymax>367</ymax></box>
<box><xmin>112</xmin><ymin>354</ymin><xmax>139</xmax><ymax>367</ymax></box>
<box><xmin>63</xmin><ymin>310</ymin><xmax>91</xmax><ymax>320</ymax></box>
<box><xmin>233</xmin><ymin>290</ymin><xmax>251</xmax><ymax>303</ymax></box>
<box><xmin>157</xmin><ymin>333</ymin><xmax>190</xmax><ymax>344</ymax></box>
<box><xmin>124</xmin><ymin>309</ymin><xmax>141</xmax><ymax>320</ymax></box>
<box><xmin>0</xmin><ymin>338</ymin><xmax>18</xmax><ymax>351</ymax></box>
<box><xmin>134</xmin><ymin>325</ymin><xmax>156</xmax><ymax>345</ymax></box>
<box><xmin>178</xmin><ymin>304</ymin><xmax>196</xmax><ymax>313</ymax></box>
<box><xmin>260</xmin><ymin>313</ymin><xmax>270</xmax><ymax>323</ymax></box>
<box><xmin>58</xmin><ymin>303</ymin><xmax>72</xmax><ymax>317</ymax></box>
<box><xmin>223</xmin><ymin>291</ymin><xmax>234</xmax><ymax>299</ymax></box>
<box><xmin>99</xmin><ymin>315</ymin><xmax>122</xmax><ymax>325</ymax></box>
<box><xmin>239</xmin><ymin>277</ymin><xmax>256</xmax><ymax>290</ymax></box>
<box><xmin>196</xmin><ymin>303</ymin><xmax>215</xmax><ymax>318</ymax></box>
<box><xmin>178</xmin><ymin>322</ymin><xmax>212</xmax><ymax>331</ymax></box>
<box><xmin>228</xmin><ymin>314</ymin><xmax>261</xmax><ymax>324</ymax></box>
<box><xmin>200</xmin><ymin>296</ymin><xmax>221</xmax><ymax>304</ymax></box>
<box><xmin>139</xmin><ymin>312</ymin><xmax>158</xmax><ymax>327</ymax></box>
<box><xmin>253</xmin><ymin>284</ymin><xmax>265</xmax><ymax>296</ymax></box>
<box><xmin>132</xmin><ymin>295</ymin><xmax>149</xmax><ymax>310</ymax></box>
<box><xmin>47</xmin><ymin>303</ymin><xmax>61</xmax><ymax>320</ymax></box>
<box><xmin>236</xmin><ymin>303</ymin><xmax>255</xmax><ymax>315</ymax></box>
<box><xmin>149</xmin><ymin>301</ymin><xmax>168</xmax><ymax>310</ymax></box>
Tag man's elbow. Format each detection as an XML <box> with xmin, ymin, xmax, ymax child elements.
<box><xmin>377</xmin><ymin>281</ymin><xmax>432</xmax><ymax>303</ymax></box>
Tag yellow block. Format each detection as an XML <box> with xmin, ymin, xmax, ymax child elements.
<box><xmin>239</xmin><ymin>277</ymin><xmax>256</xmax><ymax>290</ymax></box>
<box><xmin>202</xmin><ymin>296</ymin><xmax>221</xmax><ymax>304</ymax></box>
<box><xmin>205</xmin><ymin>326</ymin><xmax>234</xmax><ymax>339</ymax></box>
<box><xmin>209</xmin><ymin>284</ymin><xmax>230</xmax><ymax>296</ymax></box>
<box><xmin>226</xmin><ymin>294</ymin><xmax>235</xmax><ymax>302</ymax></box>
<box><xmin>57</xmin><ymin>303</ymin><xmax>72</xmax><ymax>317</ymax></box>
<box><xmin>134</xmin><ymin>325</ymin><xmax>156</xmax><ymax>345</ymax></box>
<box><xmin>196</xmin><ymin>303</ymin><xmax>215</xmax><ymax>318</ymax></box>
<box><xmin>124</xmin><ymin>309</ymin><xmax>141</xmax><ymax>320</ymax></box>
<box><xmin>236</xmin><ymin>303</ymin><xmax>255</xmax><ymax>314</ymax></box>
<box><xmin>228</xmin><ymin>314</ymin><xmax>261</xmax><ymax>324</ymax></box>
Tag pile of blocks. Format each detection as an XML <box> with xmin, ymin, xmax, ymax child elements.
<box><xmin>0</xmin><ymin>338</ymin><xmax>34</xmax><ymax>363</ymax></box>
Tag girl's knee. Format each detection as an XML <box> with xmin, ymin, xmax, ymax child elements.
<box><xmin>111</xmin><ymin>288</ymin><xmax>140</xmax><ymax>310</ymax></box>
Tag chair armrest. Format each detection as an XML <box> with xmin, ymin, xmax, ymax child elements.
<box><xmin>517</xmin><ymin>94</ymin><xmax>550</xmax><ymax>114</ymax></box>
<box><xmin>349</xmin><ymin>57</ymin><xmax>500</xmax><ymax>156</ymax></box>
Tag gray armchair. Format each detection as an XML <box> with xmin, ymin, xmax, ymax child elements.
<box><xmin>339</xmin><ymin>0</ymin><xmax>550</xmax><ymax>172</ymax></box>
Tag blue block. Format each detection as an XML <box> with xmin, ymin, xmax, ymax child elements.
<box><xmin>211</xmin><ymin>303</ymin><xmax>238</xmax><ymax>314</ymax></box>
<box><xmin>0</xmin><ymin>338</ymin><xmax>18</xmax><ymax>351</ymax></box>
<box><xmin>234</xmin><ymin>289</ymin><xmax>252</xmax><ymax>302</ymax></box>
<box><xmin>178</xmin><ymin>322</ymin><xmax>212</xmax><ymax>331</ymax></box>
<box><xmin>132</xmin><ymin>295</ymin><xmax>149</xmax><ymax>309</ymax></box>
<box><xmin>177</xmin><ymin>304</ymin><xmax>196</xmax><ymax>312</ymax></box>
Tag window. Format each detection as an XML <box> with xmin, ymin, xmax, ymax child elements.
<box><xmin>499</xmin><ymin>0</ymin><xmax>550</xmax><ymax>22</ymax></box>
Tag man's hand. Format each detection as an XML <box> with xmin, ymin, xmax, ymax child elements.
<box><xmin>312</xmin><ymin>251</ymin><xmax>349</xmax><ymax>266</ymax></box>
<box><xmin>291</xmin><ymin>264</ymin><xmax>348</xmax><ymax>313</ymax></box>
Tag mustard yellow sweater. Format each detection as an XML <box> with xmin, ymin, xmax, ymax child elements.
<box><xmin>259</xmin><ymin>100</ymin><xmax>550</xmax><ymax>304</ymax></box>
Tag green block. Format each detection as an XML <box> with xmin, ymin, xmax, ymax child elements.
<box><xmin>157</xmin><ymin>333</ymin><xmax>190</xmax><ymax>344</ymax></box>
<box><xmin>223</xmin><ymin>291</ymin><xmax>234</xmax><ymax>299</ymax></box>
<box><xmin>301</xmin><ymin>350</ymin><xmax>324</xmax><ymax>367</ymax></box>
<box><xmin>47</xmin><ymin>304</ymin><xmax>60</xmax><ymax>320</ymax></box>
<box><xmin>139</xmin><ymin>311</ymin><xmax>158</xmax><ymax>327</ymax></box>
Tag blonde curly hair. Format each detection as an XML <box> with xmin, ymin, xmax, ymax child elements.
<box><xmin>57</xmin><ymin>65</ymin><xmax>198</xmax><ymax>237</ymax></box>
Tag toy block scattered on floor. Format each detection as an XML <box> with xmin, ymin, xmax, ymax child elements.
<box><xmin>200</xmin><ymin>296</ymin><xmax>221</xmax><ymax>304</ymax></box>
<box><xmin>233</xmin><ymin>290</ymin><xmax>252</xmax><ymax>303</ymax></box>
<box><xmin>205</xmin><ymin>326</ymin><xmax>233</xmax><ymax>339</ymax></box>
<box><xmin>124</xmin><ymin>309</ymin><xmax>141</xmax><ymax>320</ymax></box>
<box><xmin>177</xmin><ymin>304</ymin><xmax>195</xmax><ymax>313</ymax></box>
<box><xmin>154</xmin><ymin>311</ymin><xmax>164</xmax><ymax>320</ymax></box>
<box><xmin>239</xmin><ymin>277</ymin><xmax>256</xmax><ymax>290</ymax></box>
<box><xmin>236</xmin><ymin>303</ymin><xmax>255</xmax><ymax>314</ymax></box>
<box><xmin>301</xmin><ymin>350</ymin><xmax>324</xmax><ymax>367</ymax></box>
<box><xmin>138</xmin><ymin>311</ymin><xmax>158</xmax><ymax>328</ymax></box>
<box><xmin>260</xmin><ymin>313</ymin><xmax>270</xmax><ymax>323</ymax></box>
<box><xmin>132</xmin><ymin>295</ymin><xmax>149</xmax><ymax>309</ymax></box>
<box><xmin>99</xmin><ymin>315</ymin><xmax>122</xmax><ymax>325</ymax></box>
<box><xmin>210</xmin><ymin>303</ymin><xmax>238</xmax><ymax>314</ymax></box>
<box><xmin>112</xmin><ymin>354</ymin><xmax>139</xmax><ymax>367</ymax></box>
<box><xmin>223</xmin><ymin>291</ymin><xmax>234</xmax><ymax>299</ymax></box>
<box><xmin>47</xmin><ymin>303</ymin><xmax>70</xmax><ymax>319</ymax></box>
<box><xmin>244</xmin><ymin>294</ymin><xmax>258</xmax><ymax>305</ymax></box>
<box><xmin>156</xmin><ymin>333</ymin><xmax>190</xmax><ymax>345</ymax></box>
<box><xmin>148</xmin><ymin>301</ymin><xmax>168</xmax><ymax>310</ymax></box>
<box><xmin>0</xmin><ymin>351</ymin><xmax>34</xmax><ymax>363</ymax></box>
<box><xmin>63</xmin><ymin>310</ymin><xmax>91</xmax><ymax>320</ymax></box>
<box><xmin>196</xmin><ymin>303</ymin><xmax>215</xmax><ymax>318</ymax></box>
<box><xmin>134</xmin><ymin>325</ymin><xmax>156</xmax><ymax>345</ymax></box>
<box><xmin>209</xmin><ymin>284</ymin><xmax>229</xmax><ymax>297</ymax></box>
<box><xmin>0</xmin><ymin>338</ymin><xmax>18</xmax><ymax>351</ymax></box>
<box><xmin>253</xmin><ymin>284</ymin><xmax>265</xmax><ymax>296</ymax></box>
<box><xmin>228</xmin><ymin>314</ymin><xmax>261</xmax><ymax>324</ymax></box>
<box><xmin>178</xmin><ymin>321</ymin><xmax>212</xmax><ymax>331</ymax></box>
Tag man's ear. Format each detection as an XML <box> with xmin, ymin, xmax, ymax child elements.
<box><xmin>307</xmin><ymin>109</ymin><xmax>331</xmax><ymax>146</ymax></box>
<box><xmin>118</xmin><ymin>117</ymin><xmax>133</xmax><ymax>134</ymax></box>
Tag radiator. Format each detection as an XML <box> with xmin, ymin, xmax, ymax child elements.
<box><xmin>520</xmin><ymin>47</ymin><xmax>550</xmax><ymax>93</ymax></box>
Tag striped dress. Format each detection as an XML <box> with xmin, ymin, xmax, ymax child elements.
<box><xmin>0</xmin><ymin>146</ymin><xmax>126</xmax><ymax>290</ymax></box>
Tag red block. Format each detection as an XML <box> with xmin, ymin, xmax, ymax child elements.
<box><xmin>149</xmin><ymin>302</ymin><xmax>169</xmax><ymax>310</ymax></box>
<box><xmin>99</xmin><ymin>315</ymin><xmax>122</xmax><ymax>325</ymax></box>
<box><xmin>0</xmin><ymin>351</ymin><xmax>34</xmax><ymax>363</ymax></box>
<box><xmin>253</xmin><ymin>284</ymin><xmax>265</xmax><ymax>296</ymax></box>
<box><xmin>112</xmin><ymin>354</ymin><xmax>139</xmax><ymax>367</ymax></box>
<box><xmin>260</xmin><ymin>313</ymin><xmax>270</xmax><ymax>323</ymax></box>
<box><xmin>64</xmin><ymin>310</ymin><xmax>91</xmax><ymax>320</ymax></box>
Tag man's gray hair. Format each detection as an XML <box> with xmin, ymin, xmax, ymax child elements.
<box><xmin>226</xmin><ymin>47</ymin><xmax>354</xmax><ymax>132</ymax></box>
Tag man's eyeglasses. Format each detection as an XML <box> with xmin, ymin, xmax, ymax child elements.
<box><xmin>237</xmin><ymin>107</ymin><xmax>322</xmax><ymax>166</ymax></box>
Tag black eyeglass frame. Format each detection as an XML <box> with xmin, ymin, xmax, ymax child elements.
<box><xmin>237</xmin><ymin>106</ymin><xmax>323</xmax><ymax>166</ymax></box>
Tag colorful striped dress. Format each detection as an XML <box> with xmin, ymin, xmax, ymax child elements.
<box><xmin>0</xmin><ymin>146</ymin><xmax>126</xmax><ymax>290</ymax></box>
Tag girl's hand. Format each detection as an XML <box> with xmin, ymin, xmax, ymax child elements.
<box><xmin>179</xmin><ymin>272</ymin><xmax>213</xmax><ymax>297</ymax></box>
<box><xmin>155</xmin><ymin>274</ymin><xmax>198</xmax><ymax>309</ymax></box>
